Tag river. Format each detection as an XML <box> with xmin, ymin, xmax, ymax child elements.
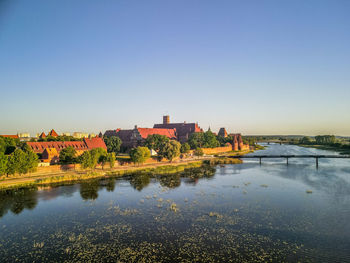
<box><xmin>0</xmin><ymin>144</ymin><xmax>349</xmax><ymax>262</ymax></box>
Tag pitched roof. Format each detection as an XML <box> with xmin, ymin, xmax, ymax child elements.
<box><xmin>104</xmin><ymin>129</ymin><xmax>121</xmax><ymax>137</ymax></box>
<box><xmin>0</xmin><ymin>135</ymin><xmax>19</xmax><ymax>139</ymax></box>
<box><xmin>218</xmin><ymin>128</ymin><xmax>228</xmax><ymax>137</ymax></box>
<box><xmin>83</xmin><ymin>137</ymin><xmax>107</xmax><ymax>150</ymax></box>
<box><xmin>137</xmin><ymin>128</ymin><xmax>177</xmax><ymax>139</ymax></box>
<box><xmin>43</xmin><ymin>147</ymin><xmax>59</xmax><ymax>158</ymax></box>
<box><xmin>115</xmin><ymin>129</ymin><xmax>133</xmax><ymax>141</ymax></box>
<box><xmin>27</xmin><ymin>141</ymin><xmax>88</xmax><ymax>153</ymax></box>
<box><xmin>48</xmin><ymin>129</ymin><xmax>59</xmax><ymax>137</ymax></box>
<box><xmin>39</xmin><ymin>132</ymin><xmax>46</xmax><ymax>138</ymax></box>
<box><xmin>153</xmin><ymin>122</ymin><xmax>203</xmax><ymax>135</ymax></box>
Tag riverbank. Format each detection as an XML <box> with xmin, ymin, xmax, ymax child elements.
<box><xmin>0</xmin><ymin>155</ymin><xmax>244</xmax><ymax>191</ymax></box>
<box><xmin>297</xmin><ymin>144</ymin><xmax>350</xmax><ymax>155</ymax></box>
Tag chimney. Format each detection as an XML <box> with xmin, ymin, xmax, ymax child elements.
<box><xmin>163</xmin><ymin>115</ymin><xmax>170</xmax><ymax>124</ymax></box>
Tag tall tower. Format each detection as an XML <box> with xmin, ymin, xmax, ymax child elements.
<box><xmin>163</xmin><ymin>115</ymin><xmax>170</xmax><ymax>124</ymax></box>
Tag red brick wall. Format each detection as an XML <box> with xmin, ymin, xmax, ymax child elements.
<box><xmin>201</xmin><ymin>145</ymin><xmax>232</xmax><ymax>155</ymax></box>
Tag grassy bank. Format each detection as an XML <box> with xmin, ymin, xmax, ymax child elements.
<box><xmin>297</xmin><ymin>144</ymin><xmax>350</xmax><ymax>155</ymax></box>
<box><xmin>0</xmin><ymin>157</ymin><xmax>243</xmax><ymax>191</ymax></box>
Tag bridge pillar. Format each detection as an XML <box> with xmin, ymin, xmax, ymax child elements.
<box><xmin>259</xmin><ymin>157</ymin><xmax>262</xmax><ymax>165</ymax></box>
<box><xmin>316</xmin><ymin>157</ymin><xmax>319</xmax><ymax>169</ymax></box>
<box><xmin>286</xmin><ymin>157</ymin><xmax>289</xmax><ymax>166</ymax></box>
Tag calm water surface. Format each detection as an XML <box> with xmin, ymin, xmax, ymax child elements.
<box><xmin>0</xmin><ymin>144</ymin><xmax>349</xmax><ymax>262</ymax></box>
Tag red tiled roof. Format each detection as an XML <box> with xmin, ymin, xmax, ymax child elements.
<box><xmin>83</xmin><ymin>137</ymin><xmax>107</xmax><ymax>150</ymax></box>
<box><xmin>153</xmin><ymin>123</ymin><xmax>203</xmax><ymax>138</ymax></box>
<box><xmin>27</xmin><ymin>141</ymin><xmax>88</xmax><ymax>153</ymax></box>
<box><xmin>39</xmin><ymin>132</ymin><xmax>46</xmax><ymax>138</ymax></box>
<box><xmin>137</xmin><ymin>128</ymin><xmax>177</xmax><ymax>139</ymax></box>
<box><xmin>48</xmin><ymin>129</ymin><xmax>58</xmax><ymax>137</ymax></box>
<box><xmin>0</xmin><ymin>135</ymin><xmax>19</xmax><ymax>139</ymax></box>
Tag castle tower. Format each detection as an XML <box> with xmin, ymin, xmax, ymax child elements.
<box><xmin>233</xmin><ymin>134</ymin><xmax>239</xmax><ymax>151</ymax></box>
<box><xmin>163</xmin><ymin>115</ymin><xmax>170</xmax><ymax>124</ymax></box>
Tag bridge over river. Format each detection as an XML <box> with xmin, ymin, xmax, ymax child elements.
<box><xmin>228</xmin><ymin>155</ymin><xmax>350</xmax><ymax>168</ymax></box>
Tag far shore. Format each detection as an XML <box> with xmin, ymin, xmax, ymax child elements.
<box><xmin>0</xmin><ymin>149</ymin><xmax>252</xmax><ymax>191</ymax></box>
<box><xmin>297</xmin><ymin>144</ymin><xmax>350</xmax><ymax>155</ymax></box>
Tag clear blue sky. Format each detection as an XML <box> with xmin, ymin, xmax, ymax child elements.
<box><xmin>1</xmin><ymin>0</ymin><xmax>349</xmax><ymax>136</ymax></box>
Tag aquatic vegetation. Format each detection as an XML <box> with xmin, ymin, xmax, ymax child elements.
<box><xmin>170</xmin><ymin>202</ymin><xmax>178</xmax><ymax>212</ymax></box>
<box><xmin>306</xmin><ymin>190</ymin><xmax>313</xmax><ymax>194</ymax></box>
<box><xmin>0</xmin><ymin>144</ymin><xmax>349</xmax><ymax>262</ymax></box>
<box><xmin>209</xmin><ymin>212</ymin><xmax>223</xmax><ymax>219</ymax></box>
<box><xmin>33</xmin><ymin>241</ymin><xmax>44</xmax><ymax>248</ymax></box>
<box><xmin>260</xmin><ymin>184</ymin><xmax>269</xmax><ymax>188</ymax></box>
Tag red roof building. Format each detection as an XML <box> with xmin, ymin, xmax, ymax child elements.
<box><xmin>137</xmin><ymin>128</ymin><xmax>176</xmax><ymax>139</ymax></box>
<box><xmin>153</xmin><ymin>115</ymin><xmax>203</xmax><ymax>143</ymax></box>
<box><xmin>27</xmin><ymin>137</ymin><xmax>107</xmax><ymax>154</ymax></box>
<box><xmin>48</xmin><ymin>129</ymin><xmax>59</xmax><ymax>137</ymax></box>
<box><xmin>83</xmin><ymin>137</ymin><xmax>107</xmax><ymax>150</ymax></box>
<box><xmin>104</xmin><ymin>126</ymin><xmax>177</xmax><ymax>150</ymax></box>
<box><xmin>39</xmin><ymin>132</ymin><xmax>46</xmax><ymax>139</ymax></box>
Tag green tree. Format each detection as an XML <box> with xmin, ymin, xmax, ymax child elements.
<box><xmin>315</xmin><ymin>135</ymin><xmax>337</xmax><ymax>145</ymax></box>
<box><xmin>24</xmin><ymin>150</ymin><xmax>39</xmax><ymax>173</ymax></box>
<box><xmin>6</xmin><ymin>149</ymin><xmax>26</xmax><ymax>175</ymax></box>
<box><xmin>59</xmin><ymin>146</ymin><xmax>77</xmax><ymax>164</ymax></box>
<box><xmin>0</xmin><ymin>152</ymin><xmax>7</xmax><ymax>176</ymax></box>
<box><xmin>299</xmin><ymin>136</ymin><xmax>312</xmax><ymax>145</ymax></box>
<box><xmin>159</xmin><ymin>140</ymin><xmax>181</xmax><ymax>162</ymax></box>
<box><xmin>193</xmin><ymin>148</ymin><xmax>204</xmax><ymax>158</ymax></box>
<box><xmin>130</xmin><ymin>147</ymin><xmax>151</xmax><ymax>165</ymax></box>
<box><xmin>79</xmin><ymin>151</ymin><xmax>93</xmax><ymax>169</ymax></box>
<box><xmin>188</xmin><ymin>132</ymin><xmax>205</xmax><ymax>149</ymax></box>
<box><xmin>0</xmin><ymin>137</ymin><xmax>18</xmax><ymax>155</ymax></box>
<box><xmin>107</xmin><ymin>152</ymin><xmax>116</xmax><ymax>168</ymax></box>
<box><xmin>79</xmin><ymin>148</ymin><xmax>107</xmax><ymax>170</ymax></box>
<box><xmin>203</xmin><ymin>131</ymin><xmax>220</xmax><ymax>148</ymax></box>
<box><xmin>90</xmin><ymin>148</ymin><xmax>107</xmax><ymax>168</ymax></box>
<box><xmin>145</xmin><ymin>134</ymin><xmax>170</xmax><ymax>152</ymax></box>
<box><xmin>104</xmin><ymin>136</ymin><xmax>122</xmax><ymax>154</ymax></box>
<box><xmin>189</xmin><ymin>131</ymin><xmax>220</xmax><ymax>149</ymax></box>
<box><xmin>180</xmin><ymin>143</ymin><xmax>191</xmax><ymax>153</ymax></box>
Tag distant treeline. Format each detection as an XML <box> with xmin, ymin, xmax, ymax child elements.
<box><xmin>298</xmin><ymin>135</ymin><xmax>350</xmax><ymax>149</ymax></box>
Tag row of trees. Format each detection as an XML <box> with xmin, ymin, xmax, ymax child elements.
<box><xmin>299</xmin><ymin>135</ymin><xmax>338</xmax><ymax>145</ymax></box>
<box><xmin>0</xmin><ymin>148</ymin><xmax>39</xmax><ymax>176</ymax></box>
<box><xmin>187</xmin><ymin>131</ymin><xmax>220</xmax><ymax>149</ymax></box>
<box><xmin>129</xmin><ymin>134</ymin><xmax>206</xmax><ymax>165</ymax></box>
<box><xmin>59</xmin><ymin>146</ymin><xmax>116</xmax><ymax>170</ymax></box>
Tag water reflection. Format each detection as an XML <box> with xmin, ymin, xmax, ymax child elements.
<box><xmin>0</xmin><ymin>144</ymin><xmax>349</xmax><ymax>262</ymax></box>
<box><xmin>80</xmin><ymin>181</ymin><xmax>100</xmax><ymax>200</ymax></box>
<box><xmin>0</xmin><ymin>165</ymin><xmax>216</xmax><ymax>217</ymax></box>
<box><xmin>0</xmin><ymin>188</ymin><xmax>38</xmax><ymax>217</ymax></box>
